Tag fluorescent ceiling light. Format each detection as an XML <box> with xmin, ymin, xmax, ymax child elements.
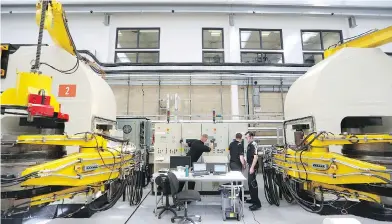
<box><xmin>210</xmin><ymin>31</ymin><xmax>221</xmax><ymax>36</ymax></box>
<box><xmin>261</xmin><ymin>32</ymin><xmax>271</xmax><ymax>36</ymax></box>
<box><xmin>140</xmin><ymin>30</ymin><xmax>157</xmax><ymax>33</ymax></box>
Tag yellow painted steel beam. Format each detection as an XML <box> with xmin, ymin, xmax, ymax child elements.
<box><xmin>36</xmin><ymin>0</ymin><xmax>76</xmax><ymax>55</ymax></box>
<box><xmin>310</xmin><ymin>182</ymin><xmax>381</xmax><ymax>203</ymax></box>
<box><xmin>30</xmin><ymin>185</ymin><xmax>103</xmax><ymax>206</ymax></box>
<box><xmin>324</xmin><ymin>26</ymin><xmax>392</xmax><ymax>58</ymax></box>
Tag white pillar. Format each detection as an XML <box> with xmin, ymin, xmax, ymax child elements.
<box><xmin>231</xmin><ymin>85</ymin><xmax>240</xmax><ymax>120</ymax></box>
<box><xmin>227</xmin><ymin>14</ymin><xmax>241</xmax><ymax>120</ymax></box>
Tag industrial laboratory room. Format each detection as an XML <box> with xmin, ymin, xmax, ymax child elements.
<box><xmin>1</xmin><ymin>0</ymin><xmax>392</xmax><ymax>224</ymax></box>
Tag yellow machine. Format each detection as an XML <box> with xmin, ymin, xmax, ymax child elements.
<box><xmin>263</xmin><ymin>26</ymin><xmax>392</xmax><ymax>220</ymax></box>
<box><xmin>1</xmin><ymin>0</ymin><xmax>137</xmax><ymax>220</ymax></box>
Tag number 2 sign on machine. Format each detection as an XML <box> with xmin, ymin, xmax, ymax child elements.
<box><xmin>58</xmin><ymin>84</ymin><xmax>76</xmax><ymax>97</ymax></box>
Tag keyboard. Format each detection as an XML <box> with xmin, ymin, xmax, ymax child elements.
<box><xmin>193</xmin><ymin>171</ymin><xmax>209</xmax><ymax>176</ymax></box>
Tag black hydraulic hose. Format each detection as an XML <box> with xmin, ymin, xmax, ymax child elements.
<box><xmin>88</xmin><ymin>179</ymin><xmax>127</xmax><ymax>212</ymax></box>
<box><xmin>261</xmin><ymin>160</ymin><xmax>280</xmax><ymax>206</ymax></box>
<box><xmin>31</xmin><ymin>0</ymin><xmax>48</xmax><ymax>71</ymax></box>
<box><xmin>283</xmin><ymin>179</ymin><xmax>324</xmax><ymax>213</ymax></box>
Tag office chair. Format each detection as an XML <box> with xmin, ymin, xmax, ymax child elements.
<box><xmin>167</xmin><ymin>172</ymin><xmax>201</xmax><ymax>224</ymax></box>
<box><xmin>155</xmin><ymin>175</ymin><xmax>177</xmax><ymax>219</ymax></box>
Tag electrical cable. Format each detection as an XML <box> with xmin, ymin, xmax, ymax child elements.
<box><xmin>128</xmin><ymin>150</ymin><xmax>144</xmax><ymax>206</ymax></box>
<box><xmin>124</xmin><ymin>189</ymin><xmax>152</xmax><ymax>224</ymax></box>
<box><xmin>34</xmin><ymin>1</ymin><xmax>80</xmax><ymax>75</ymax></box>
<box><xmin>261</xmin><ymin>158</ymin><xmax>280</xmax><ymax>206</ymax></box>
<box><xmin>30</xmin><ymin>0</ymin><xmax>47</xmax><ymax>71</ymax></box>
<box><xmin>251</xmin><ymin>210</ymin><xmax>261</xmax><ymax>224</ymax></box>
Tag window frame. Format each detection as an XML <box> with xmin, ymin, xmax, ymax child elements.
<box><xmin>115</xmin><ymin>27</ymin><xmax>161</xmax><ymax>50</ymax></box>
<box><xmin>114</xmin><ymin>51</ymin><xmax>160</xmax><ymax>63</ymax></box>
<box><xmin>202</xmin><ymin>51</ymin><xmax>225</xmax><ymax>63</ymax></box>
<box><xmin>385</xmin><ymin>52</ymin><xmax>392</xmax><ymax>56</ymax></box>
<box><xmin>240</xmin><ymin>51</ymin><xmax>285</xmax><ymax>64</ymax></box>
<box><xmin>300</xmin><ymin>30</ymin><xmax>343</xmax><ymax>51</ymax></box>
<box><xmin>303</xmin><ymin>52</ymin><xmax>324</xmax><ymax>65</ymax></box>
<box><xmin>202</xmin><ymin>28</ymin><xmax>225</xmax><ymax>50</ymax></box>
<box><xmin>239</xmin><ymin>28</ymin><xmax>284</xmax><ymax>50</ymax></box>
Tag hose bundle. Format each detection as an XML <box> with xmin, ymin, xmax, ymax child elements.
<box><xmin>261</xmin><ymin>159</ymin><xmax>280</xmax><ymax>206</ymax></box>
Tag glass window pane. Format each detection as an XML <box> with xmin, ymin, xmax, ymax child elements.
<box><xmin>138</xmin><ymin>52</ymin><xmax>159</xmax><ymax>63</ymax></box>
<box><xmin>261</xmin><ymin>31</ymin><xmax>282</xmax><ymax>50</ymax></box>
<box><xmin>117</xmin><ymin>29</ymin><xmax>138</xmax><ymax>48</ymax></box>
<box><xmin>263</xmin><ymin>53</ymin><xmax>283</xmax><ymax>63</ymax></box>
<box><xmin>241</xmin><ymin>30</ymin><xmax>261</xmax><ymax>49</ymax></box>
<box><xmin>241</xmin><ymin>52</ymin><xmax>283</xmax><ymax>63</ymax></box>
<box><xmin>203</xmin><ymin>52</ymin><xmax>224</xmax><ymax>63</ymax></box>
<box><xmin>302</xmin><ymin>31</ymin><xmax>322</xmax><ymax>50</ymax></box>
<box><xmin>241</xmin><ymin>52</ymin><xmax>262</xmax><ymax>63</ymax></box>
<box><xmin>203</xmin><ymin>29</ymin><xmax>223</xmax><ymax>49</ymax></box>
<box><xmin>303</xmin><ymin>53</ymin><xmax>323</xmax><ymax>64</ymax></box>
<box><xmin>115</xmin><ymin>52</ymin><xmax>137</xmax><ymax>63</ymax></box>
<box><xmin>322</xmin><ymin>32</ymin><xmax>341</xmax><ymax>50</ymax></box>
<box><xmin>139</xmin><ymin>29</ymin><xmax>159</xmax><ymax>48</ymax></box>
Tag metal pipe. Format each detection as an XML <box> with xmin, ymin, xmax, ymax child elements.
<box><xmin>126</xmin><ymin>76</ymin><xmax>130</xmax><ymax>115</ymax></box>
<box><xmin>4</xmin><ymin>9</ymin><xmax>392</xmax><ymax>18</ymax></box>
<box><xmin>117</xmin><ymin>114</ymin><xmax>282</xmax><ymax>118</ymax></box>
<box><xmin>220</xmin><ymin>80</ymin><xmax>223</xmax><ymax>117</ymax></box>
<box><xmin>280</xmin><ymin>78</ymin><xmax>285</xmax><ymax>119</ymax></box>
<box><xmin>150</xmin><ymin>119</ymin><xmax>283</xmax><ymax>124</ymax></box>
<box><xmin>254</xmin><ymin>136</ymin><xmax>283</xmax><ymax>140</ymax></box>
<box><xmin>248</xmin><ymin>127</ymin><xmax>282</xmax><ymax>131</ymax></box>
<box><xmin>189</xmin><ymin>77</ymin><xmax>192</xmax><ymax>120</ymax></box>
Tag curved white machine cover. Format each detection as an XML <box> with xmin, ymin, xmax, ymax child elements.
<box><xmin>285</xmin><ymin>48</ymin><xmax>392</xmax><ymax>135</ymax></box>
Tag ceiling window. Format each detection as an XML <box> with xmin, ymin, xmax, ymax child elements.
<box><xmin>240</xmin><ymin>29</ymin><xmax>283</xmax><ymax>50</ymax></box>
<box><xmin>115</xmin><ymin>52</ymin><xmax>159</xmax><ymax>63</ymax></box>
<box><xmin>202</xmin><ymin>28</ymin><xmax>224</xmax><ymax>63</ymax></box>
<box><xmin>115</xmin><ymin>28</ymin><xmax>160</xmax><ymax>63</ymax></box>
<box><xmin>301</xmin><ymin>30</ymin><xmax>342</xmax><ymax>65</ymax></box>
<box><xmin>240</xmin><ymin>29</ymin><xmax>284</xmax><ymax>63</ymax></box>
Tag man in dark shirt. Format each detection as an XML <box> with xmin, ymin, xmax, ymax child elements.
<box><xmin>245</xmin><ymin>131</ymin><xmax>261</xmax><ymax>211</ymax></box>
<box><xmin>229</xmin><ymin>133</ymin><xmax>246</xmax><ymax>171</ymax></box>
<box><xmin>229</xmin><ymin>133</ymin><xmax>246</xmax><ymax>201</ymax></box>
<box><xmin>179</xmin><ymin>134</ymin><xmax>212</xmax><ymax>191</ymax></box>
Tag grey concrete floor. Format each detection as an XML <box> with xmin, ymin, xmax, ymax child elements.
<box><xmin>47</xmin><ymin>175</ymin><xmax>389</xmax><ymax>224</ymax></box>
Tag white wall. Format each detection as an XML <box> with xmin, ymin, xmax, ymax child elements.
<box><xmin>1</xmin><ymin>14</ymin><xmax>110</xmax><ymax>61</ymax></box>
<box><xmin>3</xmin><ymin>0</ymin><xmax>392</xmax><ymax>8</ymax></box>
<box><xmin>2</xmin><ymin>13</ymin><xmax>391</xmax><ymax>63</ymax></box>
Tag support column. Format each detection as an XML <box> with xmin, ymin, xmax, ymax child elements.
<box><xmin>231</xmin><ymin>85</ymin><xmax>240</xmax><ymax>120</ymax></box>
<box><xmin>228</xmin><ymin>13</ymin><xmax>241</xmax><ymax>120</ymax></box>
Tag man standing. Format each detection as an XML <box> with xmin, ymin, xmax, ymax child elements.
<box><xmin>245</xmin><ymin>131</ymin><xmax>261</xmax><ymax>211</ymax></box>
<box><xmin>229</xmin><ymin>133</ymin><xmax>246</xmax><ymax>171</ymax></box>
<box><xmin>179</xmin><ymin>134</ymin><xmax>212</xmax><ymax>191</ymax></box>
<box><xmin>228</xmin><ymin>133</ymin><xmax>246</xmax><ymax>200</ymax></box>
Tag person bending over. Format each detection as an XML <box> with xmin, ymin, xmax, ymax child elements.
<box><xmin>179</xmin><ymin>134</ymin><xmax>212</xmax><ymax>192</ymax></box>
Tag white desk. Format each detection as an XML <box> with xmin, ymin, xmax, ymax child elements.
<box><xmin>152</xmin><ymin>171</ymin><xmax>246</xmax><ymax>219</ymax></box>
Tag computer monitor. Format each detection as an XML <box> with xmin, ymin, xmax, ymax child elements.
<box><xmin>193</xmin><ymin>163</ymin><xmax>207</xmax><ymax>172</ymax></box>
<box><xmin>214</xmin><ymin>164</ymin><xmax>227</xmax><ymax>173</ymax></box>
<box><xmin>170</xmin><ymin>156</ymin><xmax>191</xmax><ymax>169</ymax></box>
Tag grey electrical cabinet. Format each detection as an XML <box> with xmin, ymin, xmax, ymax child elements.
<box><xmin>116</xmin><ymin>117</ymin><xmax>152</xmax><ymax>153</ymax></box>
